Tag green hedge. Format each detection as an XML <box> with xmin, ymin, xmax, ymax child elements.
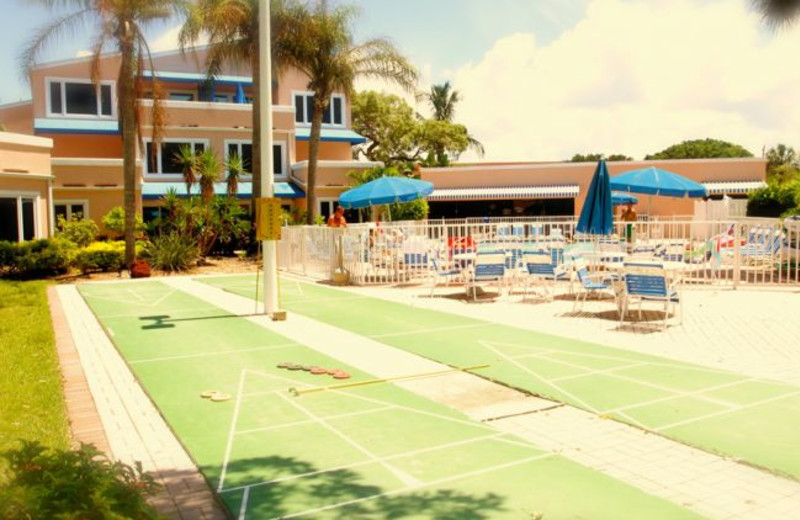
<box><xmin>73</xmin><ymin>241</ymin><xmax>125</xmax><ymax>274</ymax></box>
<box><xmin>0</xmin><ymin>239</ymin><xmax>76</xmax><ymax>278</ymax></box>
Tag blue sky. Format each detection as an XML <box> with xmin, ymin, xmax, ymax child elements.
<box><xmin>1</xmin><ymin>0</ymin><xmax>799</xmax><ymax>162</ymax></box>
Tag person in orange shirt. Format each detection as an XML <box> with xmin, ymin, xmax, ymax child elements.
<box><xmin>327</xmin><ymin>206</ymin><xmax>347</xmax><ymax>228</ymax></box>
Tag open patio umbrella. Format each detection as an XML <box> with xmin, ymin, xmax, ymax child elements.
<box><xmin>611</xmin><ymin>192</ymin><xmax>638</xmax><ymax>206</ymax></box>
<box><xmin>576</xmin><ymin>159</ymin><xmax>614</xmax><ymax>235</ymax></box>
<box><xmin>610</xmin><ymin>166</ymin><xmax>707</xmax><ymax>215</ymax></box>
<box><xmin>339</xmin><ymin>176</ymin><xmax>434</xmax><ymax>210</ymax></box>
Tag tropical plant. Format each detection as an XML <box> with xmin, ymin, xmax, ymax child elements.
<box><xmin>73</xmin><ymin>241</ymin><xmax>126</xmax><ymax>273</ymax></box>
<box><xmin>22</xmin><ymin>0</ymin><xmax>186</xmax><ymax>270</ymax></box>
<box><xmin>272</xmin><ymin>0</ymin><xmax>417</xmax><ymax>223</ymax></box>
<box><xmin>225</xmin><ymin>151</ymin><xmax>249</xmax><ymax>198</ymax></box>
<box><xmin>179</xmin><ymin>0</ymin><xmax>263</xmax><ymax>209</ymax></box>
<box><xmin>196</xmin><ymin>148</ymin><xmax>221</xmax><ymax>204</ymax></box>
<box><xmin>56</xmin><ymin>215</ymin><xmax>99</xmax><ymax>247</ymax></box>
<box><xmin>142</xmin><ymin>232</ymin><xmax>199</xmax><ymax>271</ymax></box>
<box><xmin>102</xmin><ymin>206</ymin><xmax>145</xmax><ymax>239</ymax></box>
<box><xmin>754</xmin><ymin>0</ymin><xmax>800</xmax><ymax>26</ymax></box>
<box><xmin>172</xmin><ymin>143</ymin><xmax>199</xmax><ymax>196</ymax></box>
<box><xmin>423</xmin><ymin>81</ymin><xmax>484</xmax><ymax>158</ymax></box>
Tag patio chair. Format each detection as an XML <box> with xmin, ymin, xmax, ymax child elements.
<box><xmin>522</xmin><ymin>251</ymin><xmax>567</xmax><ymax>301</ymax></box>
<box><xmin>468</xmin><ymin>252</ymin><xmax>507</xmax><ymax>300</ymax></box>
<box><xmin>573</xmin><ymin>259</ymin><xmax>619</xmax><ymax>314</ymax></box>
<box><xmin>427</xmin><ymin>253</ymin><xmax>463</xmax><ymax>298</ymax></box>
<box><xmin>619</xmin><ymin>261</ymin><xmax>681</xmax><ymax>327</ymax></box>
<box><xmin>740</xmin><ymin>229</ymin><xmax>783</xmax><ymax>267</ymax></box>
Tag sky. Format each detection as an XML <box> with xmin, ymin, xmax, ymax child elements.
<box><xmin>1</xmin><ymin>0</ymin><xmax>799</xmax><ymax>163</ymax></box>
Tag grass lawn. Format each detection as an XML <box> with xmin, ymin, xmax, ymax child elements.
<box><xmin>0</xmin><ymin>281</ymin><xmax>69</xmax><ymax>456</ymax></box>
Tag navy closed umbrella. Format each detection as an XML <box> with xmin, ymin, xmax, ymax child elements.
<box><xmin>576</xmin><ymin>160</ymin><xmax>614</xmax><ymax>235</ymax></box>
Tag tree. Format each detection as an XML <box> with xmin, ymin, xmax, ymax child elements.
<box><xmin>424</xmin><ymin>81</ymin><xmax>484</xmax><ymax>158</ymax></box>
<box><xmin>644</xmin><ymin>138</ymin><xmax>753</xmax><ymax>160</ymax></box>
<box><xmin>351</xmin><ymin>90</ymin><xmax>469</xmax><ymax>168</ymax></box>
<box><xmin>272</xmin><ymin>0</ymin><xmax>417</xmax><ymax>224</ymax></box>
<box><xmin>225</xmin><ymin>152</ymin><xmax>248</xmax><ymax>198</ymax></box>
<box><xmin>173</xmin><ymin>144</ymin><xmax>199</xmax><ymax>196</ymax></box>
<box><xmin>23</xmin><ymin>0</ymin><xmax>185</xmax><ymax>269</ymax></box>
<box><xmin>766</xmin><ymin>143</ymin><xmax>797</xmax><ymax>169</ymax></box>
<box><xmin>569</xmin><ymin>153</ymin><xmax>632</xmax><ymax>162</ymax></box>
<box><xmin>753</xmin><ymin>0</ymin><xmax>800</xmax><ymax>26</ymax></box>
<box><xmin>180</xmin><ymin>0</ymin><xmax>263</xmax><ymax>211</ymax></box>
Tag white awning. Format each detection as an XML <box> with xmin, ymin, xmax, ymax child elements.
<box><xmin>703</xmin><ymin>180</ymin><xmax>766</xmax><ymax>195</ymax></box>
<box><xmin>428</xmin><ymin>185</ymin><xmax>579</xmax><ymax>201</ymax></box>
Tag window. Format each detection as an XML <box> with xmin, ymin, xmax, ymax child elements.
<box><xmin>0</xmin><ymin>195</ymin><xmax>37</xmax><ymax>242</ymax></box>
<box><xmin>213</xmin><ymin>93</ymin><xmax>232</xmax><ymax>103</ymax></box>
<box><xmin>47</xmin><ymin>79</ymin><xmax>114</xmax><ymax>117</ymax></box>
<box><xmin>225</xmin><ymin>140</ymin><xmax>287</xmax><ymax>177</ymax></box>
<box><xmin>54</xmin><ymin>201</ymin><xmax>87</xmax><ymax>221</ymax></box>
<box><xmin>293</xmin><ymin>92</ymin><xmax>344</xmax><ymax>126</ymax></box>
<box><xmin>318</xmin><ymin>199</ymin><xmax>338</xmax><ymax>221</ymax></box>
<box><xmin>144</xmin><ymin>140</ymin><xmax>206</xmax><ymax>175</ymax></box>
<box><xmin>169</xmin><ymin>92</ymin><xmax>195</xmax><ymax>102</ymax></box>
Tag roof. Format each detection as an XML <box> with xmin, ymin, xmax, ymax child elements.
<box><xmin>141</xmin><ymin>181</ymin><xmax>304</xmax><ymax>200</ymax></box>
<box><xmin>428</xmin><ymin>185</ymin><xmax>580</xmax><ymax>201</ymax></box>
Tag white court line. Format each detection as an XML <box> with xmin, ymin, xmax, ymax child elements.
<box><xmin>481</xmin><ymin>341</ymin><xmax>598</xmax><ymax>414</ymax></box>
<box><xmin>369</xmin><ymin>322</ymin><xmax>491</xmax><ymax>339</ymax></box>
<box><xmin>234</xmin><ymin>405</ymin><xmax>396</xmax><ymax>436</ymax></box>
<box><xmin>220</xmin><ymin>430</ymin><xmax>522</xmax><ymax>494</ymax></box>
<box><xmin>548</xmin><ymin>362</ymin><xmax>651</xmax><ymax>382</ymax></box>
<box><xmin>278</xmin><ymin>392</ymin><xmax>422</xmax><ymax>487</ymax></box>
<box><xmin>275</xmin><ymin>453</ymin><xmax>554</xmax><ymax>520</ymax></box>
<box><xmin>94</xmin><ymin>307</ymin><xmax>223</xmax><ymax>319</ymax></box>
<box><xmin>128</xmin><ymin>343</ymin><xmax>300</xmax><ymax>365</ymax></box>
<box><xmin>656</xmin><ymin>389</ymin><xmax>800</xmax><ymax>432</ymax></box>
<box><xmin>217</xmin><ymin>370</ymin><xmax>247</xmax><ymax>492</ymax></box>
<box><xmin>238</xmin><ymin>487</ymin><xmax>250</xmax><ymax>520</ymax></box>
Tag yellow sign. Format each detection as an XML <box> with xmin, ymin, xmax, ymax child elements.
<box><xmin>255</xmin><ymin>198</ymin><xmax>282</xmax><ymax>241</ymax></box>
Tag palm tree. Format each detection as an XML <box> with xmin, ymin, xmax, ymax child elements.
<box><xmin>225</xmin><ymin>151</ymin><xmax>249</xmax><ymax>198</ymax></box>
<box><xmin>196</xmin><ymin>148</ymin><xmax>221</xmax><ymax>205</ymax></box>
<box><xmin>179</xmin><ymin>0</ymin><xmax>264</xmax><ymax>210</ymax></box>
<box><xmin>424</xmin><ymin>81</ymin><xmax>484</xmax><ymax>158</ymax></box>
<box><xmin>754</xmin><ymin>0</ymin><xmax>800</xmax><ymax>26</ymax></box>
<box><xmin>173</xmin><ymin>144</ymin><xmax>199</xmax><ymax>196</ymax></box>
<box><xmin>22</xmin><ymin>0</ymin><xmax>185</xmax><ymax>269</ymax></box>
<box><xmin>272</xmin><ymin>0</ymin><xmax>418</xmax><ymax>224</ymax></box>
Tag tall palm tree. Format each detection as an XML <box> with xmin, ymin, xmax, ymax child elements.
<box><xmin>179</xmin><ymin>0</ymin><xmax>264</xmax><ymax>210</ymax></box>
<box><xmin>424</xmin><ymin>81</ymin><xmax>484</xmax><ymax>158</ymax></box>
<box><xmin>22</xmin><ymin>0</ymin><xmax>186</xmax><ymax>269</ymax></box>
<box><xmin>272</xmin><ymin>0</ymin><xmax>418</xmax><ymax>224</ymax></box>
<box><xmin>754</xmin><ymin>0</ymin><xmax>800</xmax><ymax>26</ymax></box>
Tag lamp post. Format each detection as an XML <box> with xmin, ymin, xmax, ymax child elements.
<box><xmin>259</xmin><ymin>0</ymin><xmax>279</xmax><ymax>316</ymax></box>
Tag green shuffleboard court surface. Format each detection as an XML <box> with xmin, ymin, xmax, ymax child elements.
<box><xmin>202</xmin><ymin>275</ymin><xmax>800</xmax><ymax>482</ymax></box>
<box><xmin>78</xmin><ymin>281</ymin><xmax>700</xmax><ymax>519</ymax></box>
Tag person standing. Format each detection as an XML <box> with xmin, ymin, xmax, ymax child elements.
<box><xmin>327</xmin><ymin>206</ymin><xmax>347</xmax><ymax>228</ymax></box>
<box><xmin>620</xmin><ymin>202</ymin><xmax>637</xmax><ymax>243</ymax></box>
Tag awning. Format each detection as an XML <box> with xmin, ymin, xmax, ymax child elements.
<box><xmin>141</xmin><ymin>181</ymin><xmax>304</xmax><ymax>200</ymax></box>
<box><xmin>703</xmin><ymin>180</ymin><xmax>766</xmax><ymax>195</ymax></box>
<box><xmin>428</xmin><ymin>185</ymin><xmax>580</xmax><ymax>201</ymax></box>
<box><xmin>295</xmin><ymin>127</ymin><xmax>366</xmax><ymax>144</ymax></box>
<box><xmin>35</xmin><ymin>118</ymin><xmax>119</xmax><ymax>135</ymax></box>
<box><xmin>141</xmin><ymin>70</ymin><xmax>253</xmax><ymax>86</ymax></box>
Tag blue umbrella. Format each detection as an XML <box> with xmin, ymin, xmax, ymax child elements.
<box><xmin>339</xmin><ymin>176</ymin><xmax>434</xmax><ymax>210</ymax></box>
<box><xmin>611</xmin><ymin>192</ymin><xmax>638</xmax><ymax>206</ymax></box>
<box><xmin>576</xmin><ymin>160</ymin><xmax>614</xmax><ymax>235</ymax></box>
<box><xmin>610</xmin><ymin>167</ymin><xmax>707</xmax><ymax>198</ymax></box>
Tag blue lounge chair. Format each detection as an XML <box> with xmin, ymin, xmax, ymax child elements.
<box><xmin>573</xmin><ymin>259</ymin><xmax>618</xmax><ymax>313</ymax></box>
<box><xmin>469</xmin><ymin>252</ymin><xmax>506</xmax><ymax>300</ymax></box>
<box><xmin>620</xmin><ymin>262</ymin><xmax>681</xmax><ymax>327</ymax></box>
<box><xmin>523</xmin><ymin>251</ymin><xmax>567</xmax><ymax>300</ymax></box>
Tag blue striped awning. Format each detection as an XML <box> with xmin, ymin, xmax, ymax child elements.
<box><xmin>428</xmin><ymin>185</ymin><xmax>579</xmax><ymax>201</ymax></box>
<box><xmin>141</xmin><ymin>181</ymin><xmax>304</xmax><ymax>200</ymax></box>
<box><xmin>35</xmin><ymin>118</ymin><xmax>119</xmax><ymax>135</ymax></box>
<box><xmin>295</xmin><ymin>127</ymin><xmax>366</xmax><ymax>144</ymax></box>
<box><xmin>702</xmin><ymin>180</ymin><xmax>765</xmax><ymax>195</ymax></box>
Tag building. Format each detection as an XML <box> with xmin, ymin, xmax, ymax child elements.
<box><xmin>0</xmin><ymin>46</ymin><xmax>377</xmax><ymax>238</ymax></box>
<box><xmin>0</xmin><ymin>131</ymin><xmax>53</xmax><ymax>242</ymax></box>
<box><xmin>422</xmin><ymin>158</ymin><xmax>767</xmax><ymax>219</ymax></box>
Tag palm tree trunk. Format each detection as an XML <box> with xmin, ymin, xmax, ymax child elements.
<box><xmin>119</xmin><ymin>26</ymin><xmax>137</xmax><ymax>269</ymax></box>
<box><xmin>251</xmin><ymin>51</ymin><xmax>261</xmax><ymax>215</ymax></box>
<box><xmin>306</xmin><ymin>99</ymin><xmax>325</xmax><ymax>224</ymax></box>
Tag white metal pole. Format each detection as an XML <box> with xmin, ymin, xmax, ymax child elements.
<box><xmin>260</xmin><ymin>0</ymin><xmax>279</xmax><ymax>315</ymax></box>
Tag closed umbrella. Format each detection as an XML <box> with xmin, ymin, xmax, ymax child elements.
<box><xmin>577</xmin><ymin>160</ymin><xmax>614</xmax><ymax>235</ymax></box>
<box><xmin>235</xmin><ymin>83</ymin><xmax>246</xmax><ymax>104</ymax></box>
<box><xmin>339</xmin><ymin>176</ymin><xmax>434</xmax><ymax>210</ymax></box>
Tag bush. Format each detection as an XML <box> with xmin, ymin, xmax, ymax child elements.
<box><xmin>142</xmin><ymin>233</ymin><xmax>199</xmax><ymax>271</ymax></box>
<box><xmin>0</xmin><ymin>240</ymin><xmax>15</xmax><ymax>271</ymax></box>
<box><xmin>102</xmin><ymin>206</ymin><xmax>145</xmax><ymax>239</ymax></box>
<box><xmin>4</xmin><ymin>239</ymin><xmax>76</xmax><ymax>278</ymax></box>
<box><xmin>0</xmin><ymin>440</ymin><xmax>162</xmax><ymax>519</ymax></box>
<box><xmin>747</xmin><ymin>182</ymin><xmax>800</xmax><ymax>217</ymax></box>
<box><xmin>73</xmin><ymin>241</ymin><xmax>125</xmax><ymax>273</ymax></box>
<box><xmin>57</xmin><ymin>215</ymin><xmax>99</xmax><ymax>247</ymax></box>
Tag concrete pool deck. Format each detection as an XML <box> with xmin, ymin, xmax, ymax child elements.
<box><xmin>50</xmin><ymin>275</ymin><xmax>800</xmax><ymax>519</ymax></box>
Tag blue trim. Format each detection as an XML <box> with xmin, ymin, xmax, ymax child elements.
<box><xmin>141</xmin><ymin>181</ymin><xmax>304</xmax><ymax>200</ymax></box>
<box><xmin>295</xmin><ymin>127</ymin><xmax>367</xmax><ymax>145</ymax></box>
<box><xmin>36</xmin><ymin>128</ymin><xmax>119</xmax><ymax>135</ymax></box>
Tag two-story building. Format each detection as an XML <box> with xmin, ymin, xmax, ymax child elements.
<box><xmin>0</xmin><ymin>45</ymin><xmax>378</xmax><ymax>237</ymax></box>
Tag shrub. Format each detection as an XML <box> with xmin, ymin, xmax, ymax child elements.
<box><xmin>0</xmin><ymin>440</ymin><xmax>162</xmax><ymax>519</ymax></box>
<box><xmin>8</xmin><ymin>239</ymin><xmax>76</xmax><ymax>278</ymax></box>
<box><xmin>73</xmin><ymin>241</ymin><xmax>125</xmax><ymax>273</ymax></box>
<box><xmin>747</xmin><ymin>181</ymin><xmax>800</xmax><ymax>217</ymax></box>
<box><xmin>0</xmin><ymin>240</ymin><xmax>15</xmax><ymax>272</ymax></box>
<box><xmin>57</xmin><ymin>215</ymin><xmax>99</xmax><ymax>247</ymax></box>
<box><xmin>142</xmin><ymin>232</ymin><xmax>199</xmax><ymax>271</ymax></box>
<box><xmin>102</xmin><ymin>206</ymin><xmax>145</xmax><ymax>239</ymax></box>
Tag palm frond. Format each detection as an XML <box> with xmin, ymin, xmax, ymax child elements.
<box><xmin>753</xmin><ymin>0</ymin><xmax>800</xmax><ymax>27</ymax></box>
<box><xmin>18</xmin><ymin>7</ymin><xmax>95</xmax><ymax>82</ymax></box>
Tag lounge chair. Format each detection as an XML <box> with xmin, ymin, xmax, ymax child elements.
<box><xmin>468</xmin><ymin>252</ymin><xmax>507</xmax><ymax>300</ymax></box>
<box><xmin>522</xmin><ymin>251</ymin><xmax>567</xmax><ymax>301</ymax></box>
<box><xmin>427</xmin><ymin>253</ymin><xmax>463</xmax><ymax>298</ymax></box>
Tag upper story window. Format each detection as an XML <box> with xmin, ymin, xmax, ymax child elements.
<box><xmin>225</xmin><ymin>140</ymin><xmax>287</xmax><ymax>178</ymax></box>
<box><xmin>293</xmin><ymin>92</ymin><xmax>344</xmax><ymax>126</ymax></box>
<box><xmin>47</xmin><ymin>78</ymin><xmax>114</xmax><ymax>118</ymax></box>
<box><xmin>168</xmin><ymin>91</ymin><xmax>195</xmax><ymax>102</ymax></box>
<box><xmin>144</xmin><ymin>139</ymin><xmax>207</xmax><ymax>175</ymax></box>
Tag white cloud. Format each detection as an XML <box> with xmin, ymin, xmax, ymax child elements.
<box><xmin>451</xmin><ymin>0</ymin><xmax>800</xmax><ymax>161</ymax></box>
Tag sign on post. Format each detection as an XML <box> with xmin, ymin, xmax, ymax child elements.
<box><xmin>255</xmin><ymin>197</ymin><xmax>282</xmax><ymax>241</ymax></box>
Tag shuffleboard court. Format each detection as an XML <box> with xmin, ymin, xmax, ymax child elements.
<box><xmin>202</xmin><ymin>275</ymin><xmax>800</xmax><ymax>481</ymax></box>
<box><xmin>78</xmin><ymin>281</ymin><xmax>700</xmax><ymax>519</ymax></box>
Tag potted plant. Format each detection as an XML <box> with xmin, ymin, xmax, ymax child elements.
<box><xmin>130</xmin><ymin>259</ymin><xmax>151</xmax><ymax>278</ymax></box>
